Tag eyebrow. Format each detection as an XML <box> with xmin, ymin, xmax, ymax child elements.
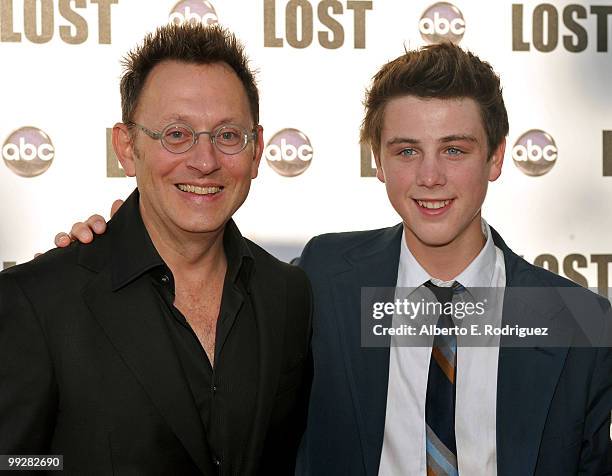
<box><xmin>439</xmin><ymin>134</ymin><xmax>479</xmax><ymax>144</ymax></box>
<box><xmin>160</xmin><ymin>114</ymin><xmax>188</xmax><ymax>123</ymax></box>
<box><xmin>385</xmin><ymin>134</ymin><xmax>479</xmax><ymax>147</ymax></box>
<box><xmin>158</xmin><ymin>115</ymin><xmax>246</xmax><ymax>130</ymax></box>
<box><xmin>386</xmin><ymin>137</ymin><xmax>420</xmax><ymax>146</ymax></box>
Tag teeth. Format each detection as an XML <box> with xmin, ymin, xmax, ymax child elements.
<box><xmin>177</xmin><ymin>184</ymin><xmax>222</xmax><ymax>195</ymax></box>
<box><xmin>416</xmin><ymin>199</ymin><xmax>451</xmax><ymax>209</ymax></box>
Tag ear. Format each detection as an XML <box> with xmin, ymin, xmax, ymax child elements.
<box><xmin>250</xmin><ymin>125</ymin><xmax>264</xmax><ymax>179</ymax></box>
<box><xmin>374</xmin><ymin>151</ymin><xmax>386</xmax><ymax>183</ymax></box>
<box><xmin>488</xmin><ymin>138</ymin><xmax>506</xmax><ymax>182</ymax></box>
<box><xmin>112</xmin><ymin>123</ymin><xmax>137</xmax><ymax>177</ymax></box>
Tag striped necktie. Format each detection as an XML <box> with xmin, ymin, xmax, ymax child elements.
<box><xmin>424</xmin><ymin>280</ymin><xmax>465</xmax><ymax>476</ymax></box>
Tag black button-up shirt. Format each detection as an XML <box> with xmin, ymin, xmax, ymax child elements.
<box><xmin>116</xmin><ymin>201</ymin><xmax>258</xmax><ymax>475</ymax></box>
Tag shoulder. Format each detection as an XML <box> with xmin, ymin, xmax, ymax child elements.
<box><xmin>0</xmin><ymin>244</ymin><xmax>88</xmax><ymax>325</ymax></box>
<box><xmin>505</xmin><ymin>252</ymin><xmax>611</xmax><ymax>325</ymax></box>
<box><xmin>244</xmin><ymin>237</ymin><xmax>310</xmax><ymax>290</ymax></box>
<box><xmin>304</xmin><ymin>226</ymin><xmax>398</xmax><ymax>253</ymax></box>
<box><xmin>508</xmin><ymin>250</ymin><xmax>602</xmax><ymax>294</ymax></box>
<box><xmin>298</xmin><ymin>225</ymin><xmax>401</xmax><ymax>271</ymax></box>
<box><xmin>244</xmin><ymin>238</ymin><xmax>312</xmax><ymax>331</ymax></box>
<box><xmin>1</xmin><ymin>243</ymin><xmax>79</xmax><ymax>288</ymax></box>
<box><xmin>492</xmin><ymin>225</ymin><xmax>600</xmax><ymax>295</ymax></box>
<box><xmin>0</xmin><ymin>234</ymin><xmax>109</xmax><ymax>299</ymax></box>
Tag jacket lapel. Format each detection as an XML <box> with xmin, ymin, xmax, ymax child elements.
<box><xmin>77</xmin><ymin>190</ymin><xmax>215</xmax><ymax>476</ymax></box>
<box><xmin>239</xmin><ymin>261</ymin><xmax>286</xmax><ymax>475</ymax></box>
<box><xmin>491</xmin><ymin>228</ymin><xmax>573</xmax><ymax>476</ymax></box>
<box><xmin>330</xmin><ymin>225</ymin><xmax>403</xmax><ymax>475</ymax></box>
<box><xmin>81</xmin><ymin>269</ymin><xmax>215</xmax><ymax>476</ymax></box>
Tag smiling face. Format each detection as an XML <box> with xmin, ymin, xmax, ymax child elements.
<box><xmin>375</xmin><ymin>95</ymin><xmax>505</xmax><ymax>257</ymax></box>
<box><xmin>113</xmin><ymin>60</ymin><xmax>263</xmax><ymax>239</ymax></box>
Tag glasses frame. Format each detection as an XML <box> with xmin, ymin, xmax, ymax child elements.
<box><xmin>127</xmin><ymin>121</ymin><xmax>258</xmax><ymax>155</ymax></box>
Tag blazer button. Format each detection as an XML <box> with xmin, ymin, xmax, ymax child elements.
<box><xmin>214</xmin><ymin>458</ymin><xmax>221</xmax><ymax>466</ymax></box>
<box><xmin>160</xmin><ymin>274</ymin><xmax>169</xmax><ymax>284</ymax></box>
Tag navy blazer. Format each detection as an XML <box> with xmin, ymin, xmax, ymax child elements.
<box><xmin>297</xmin><ymin>224</ymin><xmax>612</xmax><ymax>476</ymax></box>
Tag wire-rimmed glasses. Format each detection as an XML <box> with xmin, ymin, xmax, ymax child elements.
<box><xmin>128</xmin><ymin>122</ymin><xmax>257</xmax><ymax>155</ymax></box>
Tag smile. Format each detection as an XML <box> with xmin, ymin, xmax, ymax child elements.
<box><xmin>415</xmin><ymin>199</ymin><xmax>452</xmax><ymax>210</ymax></box>
<box><xmin>176</xmin><ymin>184</ymin><xmax>223</xmax><ymax>195</ymax></box>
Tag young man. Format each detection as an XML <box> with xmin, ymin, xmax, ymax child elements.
<box><xmin>0</xmin><ymin>24</ymin><xmax>311</xmax><ymax>475</ymax></box>
<box><xmin>296</xmin><ymin>43</ymin><xmax>611</xmax><ymax>476</ymax></box>
<box><xmin>56</xmin><ymin>44</ymin><xmax>611</xmax><ymax>475</ymax></box>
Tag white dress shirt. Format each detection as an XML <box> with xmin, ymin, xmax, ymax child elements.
<box><xmin>378</xmin><ymin>219</ymin><xmax>506</xmax><ymax>476</ymax></box>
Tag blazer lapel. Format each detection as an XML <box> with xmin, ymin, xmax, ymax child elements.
<box><xmin>82</xmin><ymin>269</ymin><xmax>215</xmax><ymax>476</ymax></box>
<box><xmin>239</xmin><ymin>264</ymin><xmax>286</xmax><ymax>475</ymax></box>
<box><xmin>330</xmin><ymin>224</ymin><xmax>402</xmax><ymax>475</ymax></box>
<box><xmin>492</xmin><ymin>228</ymin><xmax>573</xmax><ymax>476</ymax></box>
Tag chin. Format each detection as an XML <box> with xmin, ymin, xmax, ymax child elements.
<box><xmin>184</xmin><ymin>222</ymin><xmax>226</xmax><ymax>235</ymax></box>
<box><xmin>407</xmin><ymin>226</ymin><xmax>459</xmax><ymax>248</ymax></box>
<box><xmin>417</xmin><ymin>235</ymin><xmax>456</xmax><ymax>248</ymax></box>
<box><xmin>169</xmin><ymin>215</ymin><xmax>224</xmax><ymax>234</ymax></box>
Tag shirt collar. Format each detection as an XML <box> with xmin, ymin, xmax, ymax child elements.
<box><xmin>397</xmin><ymin>219</ymin><xmax>497</xmax><ymax>289</ymax></box>
<box><xmin>223</xmin><ymin>218</ymin><xmax>254</xmax><ymax>287</ymax></box>
<box><xmin>111</xmin><ymin>189</ymin><xmax>254</xmax><ymax>291</ymax></box>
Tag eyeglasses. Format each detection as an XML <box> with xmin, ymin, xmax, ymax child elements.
<box><xmin>127</xmin><ymin>121</ymin><xmax>257</xmax><ymax>155</ymax></box>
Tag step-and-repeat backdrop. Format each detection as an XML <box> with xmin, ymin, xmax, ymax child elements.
<box><xmin>1</xmin><ymin>0</ymin><xmax>611</xmax><ymax>298</ymax></box>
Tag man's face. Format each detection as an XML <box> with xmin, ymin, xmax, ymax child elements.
<box><xmin>375</xmin><ymin>96</ymin><xmax>504</xmax><ymax>252</ymax></box>
<box><xmin>116</xmin><ymin>60</ymin><xmax>262</xmax><ymax>237</ymax></box>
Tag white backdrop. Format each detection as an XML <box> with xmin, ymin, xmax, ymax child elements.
<box><xmin>1</xmin><ymin>0</ymin><xmax>611</xmax><ymax>298</ymax></box>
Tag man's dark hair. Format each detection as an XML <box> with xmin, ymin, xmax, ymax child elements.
<box><xmin>360</xmin><ymin>42</ymin><xmax>509</xmax><ymax>159</ymax></box>
<box><xmin>120</xmin><ymin>23</ymin><xmax>259</xmax><ymax>126</ymax></box>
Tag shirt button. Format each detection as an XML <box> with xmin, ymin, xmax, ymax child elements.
<box><xmin>214</xmin><ymin>458</ymin><xmax>221</xmax><ymax>466</ymax></box>
<box><xmin>160</xmin><ymin>274</ymin><xmax>169</xmax><ymax>284</ymax></box>
<box><xmin>212</xmin><ymin>385</ymin><xmax>217</xmax><ymax>392</ymax></box>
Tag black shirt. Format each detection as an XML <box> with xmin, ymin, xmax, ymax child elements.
<box><xmin>117</xmin><ymin>203</ymin><xmax>258</xmax><ymax>475</ymax></box>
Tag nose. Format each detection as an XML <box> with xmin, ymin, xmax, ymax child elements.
<box><xmin>415</xmin><ymin>155</ymin><xmax>446</xmax><ymax>188</ymax></box>
<box><xmin>184</xmin><ymin>132</ymin><xmax>221</xmax><ymax>174</ymax></box>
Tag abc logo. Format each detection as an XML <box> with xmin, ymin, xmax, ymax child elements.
<box><xmin>419</xmin><ymin>2</ymin><xmax>465</xmax><ymax>45</ymax></box>
<box><xmin>2</xmin><ymin>127</ymin><xmax>55</xmax><ymax>178</ymax></box>
<box><xmin>264</xmin><ymin>128</ymin><xmax>313</xmax><ymax>177</ymax></box>
<box><xmin>169</xmin><ymin>0</ymin><xmax>218</xmax><ymax>26</ymax></box>
<box><xmin>512</xmin><ymin>129</ymin><xmax>558</xmax><ymax>177</ymax></box>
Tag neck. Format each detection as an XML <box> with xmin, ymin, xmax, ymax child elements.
<box><xmin>139</xmin><ymin>202</ymin><xmax>227</xmax><ymax>280</ymax></box>
<box><xmin>404</xmin><ymin>216</ymin><xmax>486</xmax><ymax>281</ymax></box>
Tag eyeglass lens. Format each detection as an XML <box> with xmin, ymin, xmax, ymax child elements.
<box><xmin>161</xmin><ymin>124</ymin><xmax>246</xmax><ymax>154</ymax></box>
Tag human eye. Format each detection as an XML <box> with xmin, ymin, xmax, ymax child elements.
<box><xmin>215</xmin><ymin>125</ymin><xmax>243</xmax><ymax>145</ymax></box>
<box><xmin>164</xmin><ymin>125</ymin><xmax>193</xmax><ymax>144</ymax></box>
<box><xmin>399</xmin><ymin>148</ymin><xmax>417</xmax><ymax>158</ymax></box>
<box><xmin>446</xmin><ymin>146</ymin><xmax>464</xmax><ymax>157</ymax></box>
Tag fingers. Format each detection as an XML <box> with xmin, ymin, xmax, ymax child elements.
<box><xmin>69</xmin><ymin>214</ymin><xmax>107</xmax><ymax>244</ymax></box>
<box><xmin>69</xmin><ymin>222</ymin><xmax>94</xmax><ymax>243</ymax></box>
<box><xmin>53</xmin><ymin>212</ymin><xmax>109</xmax><ymax>249</ymax></box>
<box><xmin>54</xmin><ymin>232</ymin><xmax>73</xmax><ymax>248</ymax></box>
<box><xmin>110</xmin><ymin>199</ymin><xmax>124</xmax><ymax>218</ymax></box>
<box><xmin>85</xmin><ymin>214</ymin><xmax>107</xmax><ymax>235</ymax></box>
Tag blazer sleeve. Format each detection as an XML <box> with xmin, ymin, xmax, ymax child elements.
<box><xmin>579</xmin><ymin>299</ymin><xmax>612</xmax><ymax>475</ymax></box>
<box><xmin>0</xmin><ymin>272</ymin><xmax>58</xmax><ymax>454</ymax></box>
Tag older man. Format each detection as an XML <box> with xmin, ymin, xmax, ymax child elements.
<box><xmin>0</xmin><ymin>23</ymin><xmax>311</xmax><ymax>476</ymax></box>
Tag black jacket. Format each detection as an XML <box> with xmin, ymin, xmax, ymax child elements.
<box><xmin>0</xmin><ymin>191</ymin><xmax>312</xmax><ymax>476</ymax></box>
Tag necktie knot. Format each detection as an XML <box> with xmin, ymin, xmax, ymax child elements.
<box><xmin>424</xmin><ymin>280</ymin><xmax>464</xmax><ymax>306</ymax></box>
